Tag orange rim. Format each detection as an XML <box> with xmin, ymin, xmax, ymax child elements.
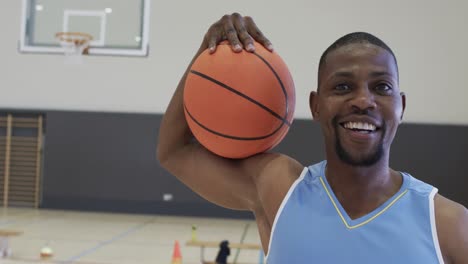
<box><xmin>55</xmin><ymin>32</ymin><xmax>93</xmax><ymax>43</ymax></box>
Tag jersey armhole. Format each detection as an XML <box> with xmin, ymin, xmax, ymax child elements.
<box><xmin>429</xmin><ymin>188</ymin><xmax>445</xmax><ymax>264</ymax></box>
<box><xmin>264</xmin><ymin>167</ymin><xmax>308</xmax><ymax>262</ymax></box>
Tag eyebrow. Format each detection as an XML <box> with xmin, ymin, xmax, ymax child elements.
<box><xmin>369</xmin><ymin>71</ymin><xmax>392</xmax><ymax>78</ymax></box>
<box><xmin>333</xmin><ymin>71</ymin><xmax>354</xmax><ymax>78</ymax></box>
<box><xmin>332</xmin><ymin>71</ymin><xmax>393</xmax><ymax>78</ymax></box>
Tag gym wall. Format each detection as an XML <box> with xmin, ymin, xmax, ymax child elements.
<box><xmin>1</xmin><ymin>0</ymin><xmax>467</xmax><ymax>217</ymax></box>
<box><xmin>3</xmin><ymin>110</ymin><xmax>465</xmax><ymax>219</ymax></box>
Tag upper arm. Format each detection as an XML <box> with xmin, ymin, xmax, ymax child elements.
<box><xmin>159</xmin><ymin>141</ymin><xmax>298</xmax><ymax>211</ymax></box>
<box><xmin>434</xmin><ymin>195</ymin><xmax>468</xmax><ymax>264</ymax></box>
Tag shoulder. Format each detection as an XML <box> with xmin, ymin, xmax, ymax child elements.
<box><xmin>249</xmin><ymin>153</ymin><xmax>304</xmax><ymax>205</ymax></box>
<box><xmin>434</xmin><ymin>194</ymin><xmax>467</xmax><ymax>232</ymax></box>
<box><xmin>434</xmin><ymin>194</ymin><xmax>468</xmax><ymax>264</ymax></box>
<box><xmin>253</xmin><ymin>153</ymin><xmax>304</xmax><ymax>184</ymax></box>
<box><xmin>248</xmin><ymin>153</ymin><xmax>305</xmax><ymax>223</ymax></box>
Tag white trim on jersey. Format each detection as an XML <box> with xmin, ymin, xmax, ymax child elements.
<box><xmin>429</xmin><ymin>187</ymin><xmax>445</xmax><ymax>264</ymax></box>
<box><xmin>264</xmin><ymin>167</ymin><xmax>308</xmax><ymax>263</ymax></box>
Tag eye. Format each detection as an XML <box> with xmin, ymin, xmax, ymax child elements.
<box><xmin>375</xmin><ymin>83</ymin><xmax>393</xmax><ymax>94</ymax></box>
<box><xmin>334</xmin><ymin>84</ymin><xmax>351</xmax><ymax>92</ymax></box>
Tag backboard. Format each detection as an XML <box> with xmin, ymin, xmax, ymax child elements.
<box><xmin>19</xmin><ymin>0</ymin><xmax>150</xmax><ymax>57</ymax></box>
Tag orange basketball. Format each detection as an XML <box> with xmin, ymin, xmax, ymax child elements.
<box><xmin>184</xmin><ymin>42</ymin><xmax>295</xmax><ymax>159</ymax></box>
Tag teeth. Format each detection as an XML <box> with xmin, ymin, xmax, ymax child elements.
<box><xmin>344</xmin><ymin>122</ymin><xmax>376</xmax><ymax>131</ymax></box>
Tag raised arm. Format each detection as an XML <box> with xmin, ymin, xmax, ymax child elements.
<box><xmin>156</xmin><ymin>13</ymin><xmax>285</xmax><ymax>211</ymax></box>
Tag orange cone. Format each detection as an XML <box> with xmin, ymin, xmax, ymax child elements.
<box><xmin>171</xmin><ymin>240</ymin><xmax>182</xmax><ymax>264</ymax></box>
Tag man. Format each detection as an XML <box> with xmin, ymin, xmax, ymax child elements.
<box><xmin>157</xmin><ymin>13</ymin><xmax>467</xmax><ymax>263</ymax></box>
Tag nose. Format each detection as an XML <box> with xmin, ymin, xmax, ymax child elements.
<box><xmin>349</xmin><ymin>85</ymin><xmax>377</xmax><ymax>112</ymax></box>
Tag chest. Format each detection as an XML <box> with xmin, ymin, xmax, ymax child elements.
<box><xmin>266</xmin><ymin>182</ymin><xmax>440</xmax><ymax>264</ymax></box>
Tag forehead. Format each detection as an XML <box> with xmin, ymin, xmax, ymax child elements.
<box><xmin>320</xmin><ymin>43</ymin><xmax>398</xmax><ymax>82</ymax></box>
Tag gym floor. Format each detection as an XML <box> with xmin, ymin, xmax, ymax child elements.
<box><xmin>0</xmin><ymin>207</ymin><xmax>262</xmax><ymax>264</ymax></box>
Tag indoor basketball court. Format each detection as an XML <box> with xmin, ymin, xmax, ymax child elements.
<box><xmin>1</xmin><ymin>0</ymin><xmax>467</xmax><ymax>263</ymax></box>
<box><xmin>3</xmin><ymin>1</ymin><xmax>266</xmax><ymax>262</ymax></box>
<box><xmin>0</xmin><ymin>207</ymin><xmax>261</xmax><ymax>263</ymax></box>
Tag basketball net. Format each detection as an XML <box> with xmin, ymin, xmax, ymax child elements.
<box><xmin>55</xmin><ymin>32</ymin><xmax>93</xmax><ymax>64</ymax></box>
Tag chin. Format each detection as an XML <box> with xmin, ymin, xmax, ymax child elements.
<box><xmin>336</xmin><ymin>143</ymin><xmax>384</xmax><ymax>167</ymax></box>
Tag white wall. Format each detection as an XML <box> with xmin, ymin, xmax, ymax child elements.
<box><xmin>1</xmin><ymin>0</ymin><xmax>467</xmax><ymax>125</ymax></box>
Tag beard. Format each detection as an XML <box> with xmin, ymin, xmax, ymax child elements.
<box><xmin>332</xmin><ymin>116</ymin><xmax>386</xmax><ymax>167</ymax></box>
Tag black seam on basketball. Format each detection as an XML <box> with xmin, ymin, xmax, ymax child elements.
<box><xmin>251</xmin><ymin>51</ymin><xmax>289</xmax><ymax>120</ymax></box>
<box><xmin>184</xmin><ymin>103</ymin><xmax>285</xmax><ymax>141</ymax></box>
<box><xmin>189</xmin><ymin>70</ymin><xmax>291</xmax><ymax>127</ymax></box>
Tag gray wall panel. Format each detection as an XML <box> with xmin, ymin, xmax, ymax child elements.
<box><xmin>391</xmin><ymin>124</ymin><xmax>468</xmax><ymax>205</ymax></box>
<box><xmin>40</xmin><ymin>111</ymin><xmax>467</xmax><ymax>218</ymax></box>
<box><xmin>41</xmin><ymin>110</ymin><xmax>253</xmax><ymax>218</ymax></box>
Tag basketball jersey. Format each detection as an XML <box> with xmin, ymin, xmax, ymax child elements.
<box><xmin>266</xmin><ymin>161</ymin><xmax>444</xmax><ymax>264</ymax></box>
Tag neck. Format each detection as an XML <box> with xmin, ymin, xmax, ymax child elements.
<box><xmin>324</xmin><ymin>154</ymin><xmax>402</xmax><ymax>219</ymax></box>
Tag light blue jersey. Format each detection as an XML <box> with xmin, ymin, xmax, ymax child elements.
<box><xmin>266</xmin><ymin>161</ymin><xmax>444</xmax><ymax>264</ymax></box>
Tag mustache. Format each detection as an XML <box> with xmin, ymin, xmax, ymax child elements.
<box><xmin>332</xmin><ymin>110</ymin><xmax>387</xmax><ymax>167</ymax></box>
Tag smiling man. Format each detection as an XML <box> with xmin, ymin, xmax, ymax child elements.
<box><xmin>157</xmin><ymin>13</ymin><xmax>468</xmax><ymax>264</ymax></box>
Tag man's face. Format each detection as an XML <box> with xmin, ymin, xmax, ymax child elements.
<box><xmin>311</xmin><ymin>43</ymin><xmax>405</xmax><ymax>167</ymax></box>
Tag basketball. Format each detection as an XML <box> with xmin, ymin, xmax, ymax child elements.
<box><xmin>183</xmin><ymin>41</ymin><xmax>295</xmax><ymax>159</ymax></box>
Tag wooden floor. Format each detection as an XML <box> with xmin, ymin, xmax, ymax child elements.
<box><xmin>0</xmin><ymin>207</ymin><xmax>262</xmax><ymax>264</ymax></box>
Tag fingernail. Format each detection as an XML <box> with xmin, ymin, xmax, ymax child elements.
<box><xmin>267</xmin><ymin>44</ymin><xmax>274</xmax><ymax>51</ymax></box>
<box><xmin>234</xmin><ymin>44</ymin><xmax>242</xmax><ymax>51</ymax></box>
<box><xmin>247</xmin><ymin>44</ymin><xmax>255</xmax><ymax>51</ymax></box>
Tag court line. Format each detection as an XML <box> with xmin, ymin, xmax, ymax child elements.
<box><xmin>59</xmin><ymin>219</ymin><xmax>154</xmax><ymax>264</ymax></box>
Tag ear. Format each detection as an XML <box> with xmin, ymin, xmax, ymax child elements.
<box><xmin>399</xmin><ymin>91</ymin><xmax>406</xmax><ymax>123</ymax></box>
<box><xmin>309</xmin><ymin>91</ymin><xmax>319</xmax><ymax>120</ymax></box>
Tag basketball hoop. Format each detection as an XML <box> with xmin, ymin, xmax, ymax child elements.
<box><xmin>55</xmin><ymin>32</ymin><xmax>93</xmax><ymax>64</ymax></box>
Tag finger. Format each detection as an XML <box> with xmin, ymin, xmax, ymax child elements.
<box><xmin>232</xmin><ymin>14</ymin><xmax>255</xmax><ymax>52</ymax></box>
<box><xmin>245</xmin><ymin>16</ymin><xmax>274</xmax><ymax>51</ymax></box>
<box><xmin>222</xmin><ymin>16</ymin><xmax>242</xmax><ymax>52</ymax></box>
<box><xmin>206</xmin><ymin>30</ymin><xmax>218</xmax><ymax>54</ymax></box>
<box><xmin>205</xmin><ymin>26</ymin><xmax>224</xmax><ymax>54</ymax></box>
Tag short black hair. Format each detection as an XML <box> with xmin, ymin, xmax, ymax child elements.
<box><xmin>317</xmin><ymin>32</ymin><xmax>398</xmax><ymax>87</ymax></box>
